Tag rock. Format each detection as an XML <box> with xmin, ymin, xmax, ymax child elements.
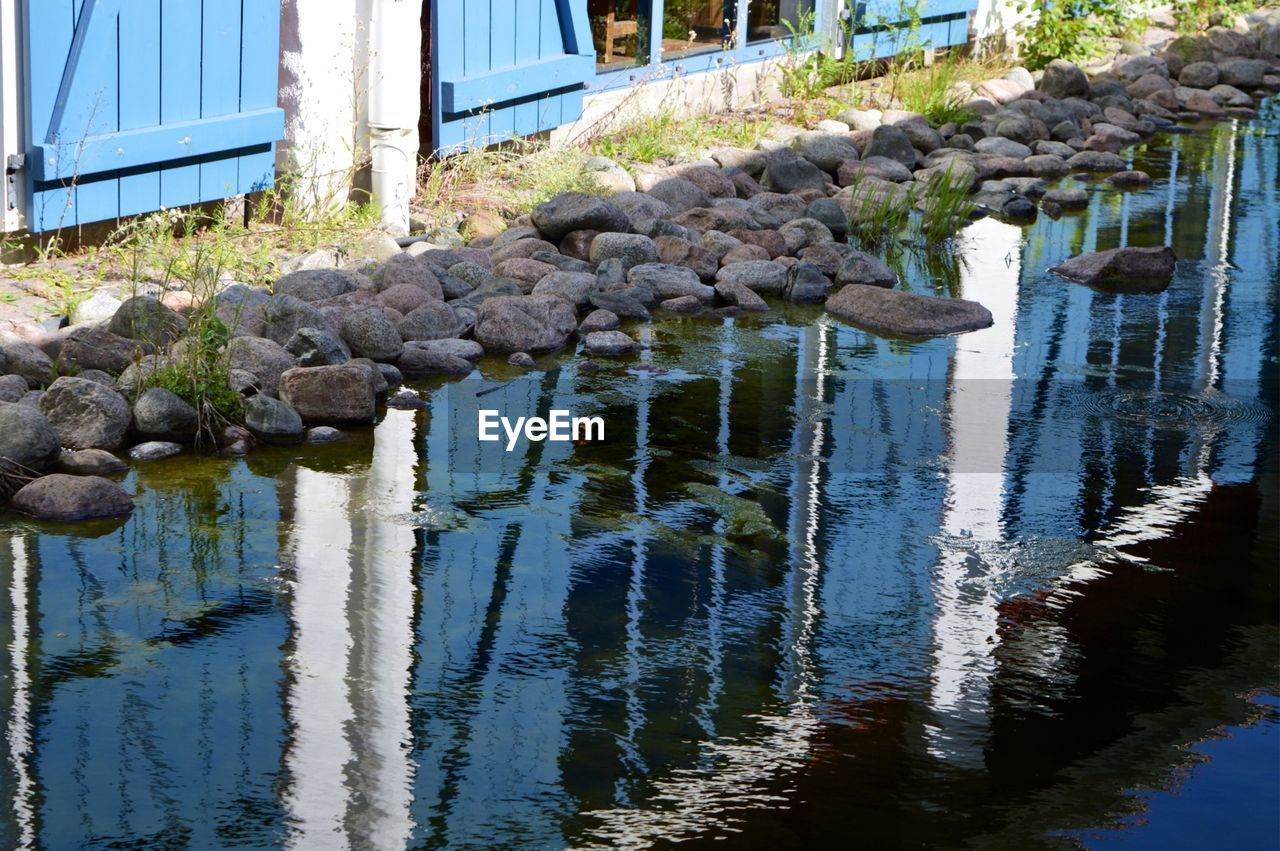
<box><xmin>59</xmin><ymin>324</ymin><xmax>149</xmax><ymax>375</ymax></box>
<box><xmin>1049</xmin><ymin>246</ymin><xmax>1176</xmax><ymax>291</ymax></box>
<box><xmin>533</xmin><ymin>251</ymin><xmax>593</xmax><ymax>274</ymax></box>
<box><xmin>306</xmin><ymin>426</ymin><xmax>348</xmax><ymax>444</ymax></box>
<box><xmin>378</xmin><ymin>282</ymin><xmax>438</xmax><ymax>316</ymax></box>
<box><xmin>531</xmin><ymin>192</ymin><xmax>630</xmax><ymax>241</ymax></box>
<box><xmin>532</xmin><ymin>271</ymin><xmax>599</xmax><ymax>310</ymax></box>
<box><xmin>644</xmin><ymin>178</ymin><xmax>711</xmax><ymax>214</ymax></box>
<box><xmin>71</xmin><ymin>291</ymin><xmax>123</xmax><ymax>326</ymax></box>
<box><xmin>798</xmin><ymin>243</ymin><xmax>851</xmax><ymax>278</ymax></box>
<box><xmin>226</xmin><ymin>336</ymin><xmax>297</xmax><ymax>397</ymax></box>
<box><xmin>396</xmin><ymin>302</ymin><xmax>466</xmax><ymax>341</ymax></box>
<box><xmin>508</xmin><ymin>352</ymin><xmax>536</xmax><ymax>368</ymax></box>
<box><xmin>108</xmin><ymin>295</ymin><xmax>187</xmax><ymax>343</ymax></box>
<box><xmin>834</xmin><ymin>251</ymin><xmax>896</xmax><ymax>288</ymax></box>
<box><xmin>396</xmin><ymin>347</ymin><xmax>473</xmax><ymax>377</ymax></box>
<box><xmin>1107</xmin><ymin>170</ymin><xmax>1153</xmax><ymax>187</ymax></box>
<box><xmin>589</xmin><ymin>233</ymin><xmax>660</xmax><ymax>273</ymax></box>
<box><xmin>835</xmin><ymin>108</ymin><xmax>883</xmax><ymax>131</ymax></box>
<box><xmin>244</xmin><ymin>395</ymin><xmax>304</xmax><ymax>444</ymax></box>
<box><xmin>375</xmin><ymin>256</ymin><xmax>443</xmax><ymax>303</ymax></box>
<box><xmin>386</xmin><ymin>389</ymin><xmax>427</xmax><ymax>410</ymax></box>
<box><xmin>59</xmin><ymin>448</ymin><xmax>127</xmax><ymax>477</ymax></box>
<box><xmin>213</xmin><ymin>285</ymin><xmax>272</xmax><ymax>336</ymax></box>
<box><xmin>1217</xmin><ymin>60</ymin><xmax>1269</xmax><ymax>91</ymax></box>
<box><xmin>38</xmin><ymin>376</ymin><xmax>131</xmax><ymax>450</ymax></box>
<box><xmin>261</xmin><ymin>294</ymin><xmax>331</xmax><ymax>346</ymax></box>
<box><xmin>761</xmin><ymin>158</ymin><xmax>828</xmax><ymax>193</ymax></box>
<box><xmin>783</xmin><ymin>262</ymin><xmax>830</xmax><ymax>303</ymax></box>
<box><xmin>583</xmin><ymin>330</ymin><xmax>637</xmax><ymax>355</ymax></box>
<box><xmin>1005</xmin><ymin>66</ymin><xmax>1036</xmax><ymax>91</ymax></box>
<box><xmin>655</xmin><ymin>236</ymin><xmax>720</xmax><ymax>280</ymax></box>
<box><xmin>279</xmin><ymin>365</ymin><xmax>377</xmax><ymax>424</ymax></box>
<box><xmin>579</xmin><ymin>309</ymin><xmax>620</xmax><ymax>334</ymax></box>
<box><xmin>589</xmin><ymin>290</ymin><xmax>651</xmax><ymax>321</ymax></box>
<box><xmin>803</xmin><ymin>199</ymin><xmax>848</xmax><ymax>242</ymax></box>
<box><xmin>1164</xmin><ymin>34</ymin><xmax>1214</xmax><ymax>71</ymax></box>
<box><xmin>838</xmin><ymin>156</ymin><xmax>915</xmax><ymax>185</ymax></box>
<box><xmin>714</xmin><ymin>261</ymin><xmax>788</xmax><ymax>295</ymax></box>
<box><xmin>660</xmin><ymin>295</ymin><xmax>704</xmax><ymax>313</ymax></box>
<box><xmin>1040</xmin><ymin>60</ymin><xmax>1090</xmax><ymax>99</ymax></box>
<box><xmin>348</xmin><ymin>357</ymin><xmax>389</xmax><ymax>397</ymax></box>
<box><xmin>0</xmin><ymin>403</ymin><xmax>61</xmax><ymax>473</ymax></box>
<box><xmin>790</xmin><ymin>131</ymin><xmax>860</xmax><ymax>173</ymax></box>
<box><xmin>1179</xmin><ymin>61</ymin><xmax>1221</xmax><ymax>88</ymax></box>
<box><xmin>1023</xmin><ymin>154</ymin><xmax>1070</xmax><ymax>179</ymax></box>
<box><xmin>11</xmin><ymin>474</ymin><xmax>133</xmax><ymax>521</ymax></box>
<box><xmin>1206</xmin><ymin>26</ymin><xmax>1257</xmax><ymax>57</ymax></box>
<box><xmin>1182</xmin><ymin>90</ymin><xmax>1227</xmax><ymax>117</ymax></box>
<box><xmin>1208</xmin><ymin>83</ymin><xmax>1253</xmax><ymax>107</ymax></box>
<box><xmin>862</xmin><ymin>125</ymin><xmax>917</xmax><ymax>169</ymax></box>
<box><xmin>1066</xmin><ymin>150</ymin><xmax>1127</xmax><ymax>172</ymax></box>
<box><xmin>727</xmin><ymin>229</ymin><xmax>787</xmax><ymax>258</ymax></box>
<box><xmin>132</xmin><ymin>388</ymin><xmax>198</xmax><ymax>441</ymax></box>
<box><xmin>1112</xmin><ymin>54</ymin><xmax>1168</xmax><ymax>82</ymax></box>
<box><xmin>0</xmin><ymin>374</ymin><xmax>27</xmax><ymax>402</ymax></box>
<box><xmin>494</xmin><ymin>258</ymin><xmax>556</xmax><ymax>291</ymax></box>
<box><xmin>0</xmin><ymin>340</ymin><xmax>54</xmax><ymax>387</ymax></box>
<box><xmin>1127</xmin><ymin>73</ymin><xmax>1174</xmax><ymax>99</ymax></box>
<box><xmin>628</xmin><ymin>264</ymin><xmax>716</xmax><ymax>301</ymax></box>
<box><xmin>406</xmin><ymin>339</ymin><xmax>484</xmax><ymax>362</ymax></box>
<box><xmin>1043</xmin><ymin>187</ymin><xmax>1089</xmax><ymax>207</ymax></box>
<box><xmin>129</xmin><ymin>441</ymin><xmax>184</xmax><ymax>461</ymax></box>
<box><xmin>489</xmin><ymin>238</ymin><xmax>559</xmax><ymax>264</ymax></box>
<box><xmin>285</xmin><ymin>326</ymin><xmax>351</xmax><ymax>367</ymax></box>
<box><xmin>826</xmin><ymin>284</ymin><xmax>993</xmax><ymax>337</ymax></box>
<box><xmin>974</xmin><ymin>137</ymin><xmax>1033</xmax><ymax>159</ymax></box>
<box><xmin>671</xmin><ymin>164</ymin><xmax>737</xmax><ymax>199</ymax></box>
<box><xmin>976</xmin><ymin>78</ymin><xmax>1026</xmax><ymax>103</ymax></box>
<box><xmin>473</xmin><ymin>294</ymin><xmax>578</xmax><ymax>354</ymax></box>
<box><xmin>711</xmin><ymin>147</ymin><xmax>769</xmax><ymax>175</ymax></box>
<box><xmin>275</xmin><ymin>268</ymin><xmax>364</xmax><ymax>302</ymax></box>
<box><xmin>339</xmin><ymin>309</ymin><xmax>403</xmax><ymax>362</ymax></box>
<box><xmin>713</xmin><ymin>279</ymin><xmax>769</xmax><ymax>311</ymax></box>
<box><xmin>584</xmin><ymin>155</ymin><xmax>635</xmax><ymax>193</ymax></box>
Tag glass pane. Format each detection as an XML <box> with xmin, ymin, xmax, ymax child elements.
<box><xmin>590</xmin><ymin>0</ymin><xmax>653</xmax><ymax>72</ymax></box>
<box><xmin>659</xmin><ymin>1</ymin><xmax>736</xmax><ymax>60</ymax></box>
<box><xmin>747</xmin><ymin>0</ymin><xmax>815</xmax><ymax>44</ymax></box>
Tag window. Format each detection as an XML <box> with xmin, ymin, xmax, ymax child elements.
<box><xmin>660</xmin><ymin>1</ymin><xmax>736</xmax><ymax>60</ymax></box>
<box><xmin>590</xmin><ymin>0</ymin><xmax>653</xmax><ymax>71</ymax></box>
<box><xmin>747</xmin><ymin>0</ymin><xmax>815</xmax><ymax>44</ymax></box>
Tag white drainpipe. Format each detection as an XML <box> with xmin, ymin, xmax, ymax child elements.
<box><xmin>367</xmin><ymin>0</ymin><xmax>422</xmax><ymax>236</ymax></box>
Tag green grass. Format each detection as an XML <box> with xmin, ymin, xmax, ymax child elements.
<box><xmin>590</xmin><ymin>109</ymin><xmax>774</xmax><ymax>168</ymax></box>
<box><xmin>897</xmin><ymin>56</ymin><xmax>976</xmax><ymax>126</ymax></box>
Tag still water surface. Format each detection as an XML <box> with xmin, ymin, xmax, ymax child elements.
<box><xmin>0</xmin><ymin>106</ymin><xmax>1276</xmax><ymax>849</ymax></box>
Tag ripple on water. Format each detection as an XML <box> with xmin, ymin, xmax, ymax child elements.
<box><xmin>1066</xmin><ymin>387</ymin><xmax>1271</xmax><ymax>432</ymax></box>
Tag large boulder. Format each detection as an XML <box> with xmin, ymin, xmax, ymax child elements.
<box><xmin>396</xmin><ymin>302</ymin><xmax>467</xmax><ymax>341</ymax></box>
<box><xmin>532</xmin><ymin>271</ymin><xmax>599</xmax><ymax>310</ymax></box>
<box><xmin>589</xmin><ymin>233</ymin><xmax>660</xmax><ymax>273</ymax></box>
<box><xmin>59</xmin><ymin>448</ymin><xmax>128</xmax><ymax>477</ymax></box>
<box><xmin>531</xmin><ymin>192</ymin><xmax>630</xmax><ymax>241</ymax></box>
<box><xmin>285</xmin><ymin>327</ymin><xmax>351</xmax><ymax>367</ymax></box>
<box><xmin>376</xmin><ymin>254</ymin><xmax>444</xmax><ymax>299</ymax></box>
<box><xmin>583</xmin><ymin>330</ymin><xmax>638</xmax><ymax>356</ymax></box>
<box><xmin>38</xmin><ymin>377</ymin><xmax>131</xmax><ymax>450</ymax></box>
<box><xmin>243</xmin><ymin>395</ymin><xmax>304</xmax><ymax>444</ymax></box>
<box><xmin>279</xmin><ymin>365</ymin><xmax>377</xmax><ymax>424</ymax></box>
<box><xmin>1039</xmin><ymin>59</ymin><xmax>1090</xmax><ymax>99</ymax></box>
<box><xmin>0</xmin><ymin>403</ymin><xmax>61</xmax><ymax>473</ymax></box>
<box><xmin>713</xmin><ymin>279</ymin><xmax>769</xmax><ymax>311</ymax></box>
<box><xmin>0</xmin><ymin>375</ymin><xmax>27</xmax><ymax>403</ymax></box>
<box><xmin>834</xmin><ymin>251</ymin><xmax>897</xmax><ymax>288</ymax></box>
<box><xmin>790</xmin><ymin>131</ymin><xmax>860</xmax><ymax>174</ymax></box>
<box><xmin>132</xmin><ymin>388</ymin><xmax>198</xmax><ymax>442</ymax></box>
<box><xmin>862</xmin><ymin>125</ymin><xmax>918</xmax><ymax>169</ymax></box>
<box><xmin>260</xmin><ymin>294</ymin><xmax>331</xmax><ymax>346</ymax></box>
<box><xmin>1111</xmin><ymin>54</ymin><xmax>1168</xmax><ymax>82</ymax></box>
<box><xmin>274</xmin><ymin>268</ymin><xmax>364</xmax><ymax>302</ymax></box>
<box><xmin>644</xmin><ymin>178</ymin><xmax>711</xmax><ymax>214</ymax></box>
<box><xmin>473</xmin><ymin>295</ymin><xmax>579</xmax><ymax>354</ymax></box>
<box><xmin>108</xmin><ymin>295</ymin><xmax>187</xmax><ymax>343</ymax></box>
<box><xmin>782</xmin><ymin>262</ymin><xmax>831</xmax><ymax>303</ymax></box>
<box><xmin>826</xmin><ymin>284</ymin><xmax>993</xmax><ymax>337</ymax></box>
<box><xmin>339</xmin><ymin>309</ymin><xmax>404</xmax><ymax>362</ymax></box>
<box><xmin>761</xmin><ymin>158</ymin><xmax>828</xmax><ymax>193</ymax></box>
<box><xmin>396</xmin><ymin>346</ymin><xmax>474</xmax><ymax>377</ymax></box>
<box><xmin>10</xmin><ymin>474</ymin><xmax>134</xmax><ymax>522</ymax></box>
<box><xmin>1179</xmin><ymin>61</ymin><xmax>1221</xmax><ymax>88</ymax></box>
<box><xmin>59</xmin><ymin>324</ymin><xmax>150</xmax><ymax>375</ymax></box>
<box><xmin>226</xmin><ymin>335</ymin><xmax>297</xmax><ymax>397</ymax></box>
<box><xmin>628</xmin><ymin>264</ymin><xmax>717</xmax><ymax>301</ymax></box>
<box><xmin>0</xmin><ymin>340</ymin><xmax>55</xmax><ymax>387</ymax></box>
<box><xmin>715</xmin><ymin>261</ymin><xmax>788</xmax><ymax>295</ymax></box>
<box><xmin>1049</xmin><ymin>246</ymin><xmax>1176</xmax><ymax>292</ymax></box>
<box><xmin>1217</xmin><ymin>58</ymin><xmax>1269</xmax><ymax>89</ymax></box>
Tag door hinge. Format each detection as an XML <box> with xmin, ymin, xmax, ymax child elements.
<box><xmin>5</xmin><ymin>154</ymin><xmax>23</xmax><ymax>212</ymax></box>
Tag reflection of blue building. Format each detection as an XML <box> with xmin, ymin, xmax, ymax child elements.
<box><xmin>0</xmin><ymin>118</ymin><xmax>1275</xmax><ymax>847</ymax></box>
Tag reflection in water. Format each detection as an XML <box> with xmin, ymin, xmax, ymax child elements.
<box><xmin>0</xmin><ymin>106</ymin><xmax>1275</xmax><ymax>849</ymax></box>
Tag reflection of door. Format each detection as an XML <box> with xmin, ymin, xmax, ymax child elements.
<box><xmin>419</xmin><ymin>1</ymin><xmax>433</xmax><ymax>154</ymax></box>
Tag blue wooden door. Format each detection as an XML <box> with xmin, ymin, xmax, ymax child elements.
<box><xmin>433</xmin><ymin>0</ymin><xmax>596</xmax><ymax>153</ymax></box>
<box><xmin>23</xmin><ymin>0</ymin><xmax>284</xmax><ymax>233</ymax></box>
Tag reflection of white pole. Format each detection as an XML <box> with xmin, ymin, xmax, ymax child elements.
<box><xmin>928</xmin><ymin>217</ymin><xmax>1019</xmax><ymax>763</ymax></box>
<box><xmin>621</xmin><ymin>325</ymin><xmax>654</xmax><ymax>779</ymax></box>
<box><xmin>284</xmin><ymin>471</ymin><xmax>355</xmax><ymax>850</ymax></box>
<box><xmin>7</xmin><ymin>536</ymin><xmax>35</xmax><ymax>850</ymax></box>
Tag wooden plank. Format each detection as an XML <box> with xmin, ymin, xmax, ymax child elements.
<box><xmin>32</xmin><ymin>109</ymin><xmax>285</xmax><ymax>180</ymax></box>
<box><xmin>488</xmin><ymin>0</ymin><xmax>517</xmax><ymax>142</ymax></box>
<box><xmin>199</xmin><ymin>0</ymin><xmax>241</xmax><ymax>202</ymax></box>
<box><xmin>117</xmin><ymin>0</ymin><xmax>162</xmax><ymax>217</ymax></box>
<box><xmin>159</xmin><ymin>0</ymin><xmax>202</xmax><ymax>209</ymax></box>
<box><xmin>238</xmin><ymin>0</ymin><xmax>280</xmax><ymax>195</ymax></box>
<box><xmin>511</xmin><ymin>0</ymin><xmax>542</xmax><ymax>135</ymax></box>
<box><xmin>440</xmin><ymin>54</ymin><xmax>595</xmax><ymax>113</ymax></box>
<box><xmin>66</xmin><ymin>0</ymin><xmax>120</xmax><ymax>224</ymax></box>
<box><xmin>26</xmin><ymin>1</ymin><xmax>79</xmax><ymax>230</ymax></box>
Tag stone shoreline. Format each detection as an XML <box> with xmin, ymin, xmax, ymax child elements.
<box><xmin>1</xmin><ymin>15</ymin><xmax>1277</xmax><ymax>523</ymax></box>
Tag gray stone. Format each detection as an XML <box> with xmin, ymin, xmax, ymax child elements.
<box><xmin>588</xmin><ymin>233</ymin><xmax>659</xmax><ymax>273</ymax></box>
<box><xmin>0</xmin><ymin>374</ymin><xmax>27</xmax><ymax>402</ymax></box>
<box><xmin>579</xmin><ymin>309</ymin><xmax>620</xmax><ymax>334</ymax></box>
<box><xmin>213</xmin><ymin>285</ymin><xmax>272</xmax><ymax>336</ymax></box>
<box><xmin>132</xmin><ymin>388</ymin><xmax>198</xmax><ymax>442</ymax></box>
<box><xmin>59</xmin><ymin>448</ymin><xmax>127</xmax><ymax>477</ymax></box>
<box><xmin>760</xmin><ymin>158</ymin><xmax>828</xmax><ymax>193</ymax></box>
<box><xmin>474</xmin><ymin>294</ymin><xmax>579</xmax><ymax>354</ymax></box>
<box><xmin>285</xmin><ymin>326</ymin><xmax>351</xmax><ymax>367</ymax></box>
<box><xmin>862</xmin><ymin>125</ymin><xmax>918</xmax><ymax>169</ymax></box>
<box><xmin>532</xmin><ymin>271</ymin><xmax>600</xmax><ymax>310</ymax></box>
<box><xmin>589</xmin><ymin>290</ymin><xmax>651</xmax><ymax>321</ymax></box>
<box><xmin>628</xmin><ymin>264</ymin><xmax>716</xmax><ymax>301</ymax></box>
<box><xmin>838</xmin><ymin>156</ymin><xmax>914</xmax><ymax>184</ymax></box>
<box><xmin>584</xmin><ymin>155</ymin><xmax>635</xmax><ymax>193</ymax></box>
<box><xmin>396</xmin><ymin>302</ymin><xmax>466</xmax><ymax>341</ymax></box>
<box><xmin>1208</xmin><ymin>83</ymin><xmax>1253</xmax><ymax>107</ymax></box>
<box><xmin>713</xmin><ymin>280</ymin><xmax>769</xmax><ymax>311</ymax></box>
<box><xmin>261</xmin><ymin>294</ymin><xmax>331</xmax><ymax>346</ymax></box>
<box><xmin>1218</xmin><ymin>59</ymin><xmax>1267</xmax><ymax>89</ymax></box>
<box><xmin>0</xmin><ymin>403</ymin><xmax>61</xmax><ymax>473</ymax></box>
<box><xmin>404</xmin><ymin>338</ymin><xmax>484</xmax><ymax>361</ymax></box>
<box><xmin>275</xmin><ymin>268</ymin><xmax>364</xmax><ymax>302</ymax></box>
<box><xmin>108</xmin><ymin>295</ymin><xmax>187</xmax><ymax>343</ymax></box>
<box><xmin>378</xmin><ymin>282</ymin><xmax>438</xmax><ymax>315</ymax></box>
<box><xmin>348</xmin><ymin>358</ymin><xmax>389</xmax><ymax>397</ymax></box>
<box><xmin>583</xmin><ymin>331</ymin><xmax>637</xmax><ymax>356</ymax></box>
<box><xmin>339</xmin><ymin>309</ymin><xmax>404</xmax><ymax>362</ymax></box>
<box><xmin>974</xmin><ymin>137</ymin><xmax>1033</xmax><ymax>159</ymax></box>
<box><xmin>531</xmin><ymin>192</ymin><xmax>630</xmax><ymax>241</ymax></box>
<box><xmin>11</xmin><ymin>474</ymin><xmax>133</xmax><ymax>521</ymax></box>
<box><xmin>386</xmin><ymin>389</ymin><xmax>428</xmax><ymax>409</ymax></box>
<box><xmin>803</xmin><ymin>199</ymin><xmax>848</xmax><ymax>241</ymax></box>
<box><xmin>790</xmin><ymin>131</ymin><xmax>860</xmax><ymax>173</ymax></box>
<box><xmin>227</xmin><ymin>336</ymin><xmax>297</xmax><ymax>397</ymax></box>
<box><xmin>1039</xmin><ymin>59</ymin><xmax>1090</xmax><ymax>98</ymax></box>
<box><xmin>779</xmin><ymin>218</ymin><xmax>834</xmax><ymax>254</ymax></box>
<box><xmin>396</xmin><ymin>347</ymin><xmax>474</xmax><ymax>377</ymax></box>
<box><xmin>655</xmin><ymin>236</ymin><xmax>720</xmax><ymax>280</ymax></box>
<box><xmin>279</xmin><ymin>365</ymin><xmax>377</xmax><ymax>424</ymax></box>
<box><xmin>1023</xmin><ymin>155</ymin><xmax>1070</xmax><ymax>179</ymax></box>
<box><xmin>835</xmin><ymin>108</ymin><xmax>883</xmax><ymax>131</ymax></box>
<box><xmin>0</xmin><ymin>340</ymin><xmax>54</xmax><ymax>387</ymax></box>
<box><xmin>1050</xmin><ymin>246</ymin><xmax>1176</xmax><ymax>291</ymax></box>
<box><xmin>71</xmin><ymin>291</ymin><xmax>123</xmax><ymax>326</ymax></box>
<box><xmin>1107</xmin><ymin>170</ymin><xmax>1153</xmax><ymax>186</ymax></box>
<box><xmin>129</xmin><ymin>441</ymin><xmax>184</xmax><ymax>461</ymax></box>
<box><xmin>714</xmin><ymin>261</ymin><xmax>788</xmax><ymax>295</ymax></box>
<box><xmin>305</xmin><ymin>427</ymin><xmax>349</xmax><ymax>444</ymax></box>
<box><xmin>1066</xmin><ymin>150</ymin><xmax>1127</xmax><ymax>172</ymax></box>
<box><xmin>826</xmin><ymin>284</ymin><xmax>993</xmax><ymax>337</ymax></box>
<box><xmin>244</xmin><ymin>395</ymin><xmax>304</xmax><ymax>444</ymax></box>
<box><xmin>507</xmin><ymin>352</ymin><xmax>537</xmax><ymax>368</ymax></box>
<box><xmin>1179</xmin><ymin>61</ymin><xmax>1220</xmax><ymax>88</ymax></box>
<box><xmin>38</xmin><ymin>377</ymin><xmax>131</xmax><ymax>450</ymax></box>
<box><xmin>1112</xmin><ymin>54</ymin><xmax>1169</xmax><ymax>82</ymax></box>
<box><xmin>783</xmin><ymin>262</ymin><xmax>830</xmax><ymax>303</ymax></box>
<box><xmin>660</xmin><ymin>295</ymin><xmax>703</xmax><ymax>313</ymax></box>
<box><xmin>60</xmin><ymin>324</ymin><xmax>150</xmax><ymax>376</ymax></box>
<box><xmin>834</xmin><ymin>251</ymin><xmax>897</xmax><ymax>288</ymax></box>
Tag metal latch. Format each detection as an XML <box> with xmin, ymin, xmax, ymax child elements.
<box><xmin>5</xmin><ymin>154</ymin><xmax>22</xmax><ymax>212</ymax></box>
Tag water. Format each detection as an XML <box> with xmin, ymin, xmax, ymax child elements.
<box><xmin>0</xmin><ymin>107</ymin><xmax>1276</xmax><ymax>849</ymax></box>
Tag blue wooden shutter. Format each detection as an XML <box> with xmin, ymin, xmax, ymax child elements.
<box><xmin>22</xmin><ymin>0</ymin><xmax>284</xmax><ymax>232</ymax></box>
<box><xmin>848</xmin><ymin>0</ymin><xmax>976</xmax><ymax>61</ymax></box>
<box><xmin>433</xmin><ymin>0</ymin><xmax>596</xmax><ymax>153</ymax></box>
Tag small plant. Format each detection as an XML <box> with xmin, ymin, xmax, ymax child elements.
<box><xmin>1012</xmin><ymin>0</ymin><xmax>1125</xmax><ymax>69</ymax></box>
<box><xmin>910</xmin><ymin>164</ymin><xmax>977</xmax><ymax>244</ymax></box>
<box><xmin>846</xmin><ymin>177</ymin><xmax>916</xmax><ymax>250</ymax></box>
<box><xmin>898</xmin><ymin>54</ymin><xmax>976</xmax><ymax>126</ymax></box>
<box><xmin>1171</xmin><ymin>0</ymin><xmax>1250</xmax><ymax>32</ymax></box>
